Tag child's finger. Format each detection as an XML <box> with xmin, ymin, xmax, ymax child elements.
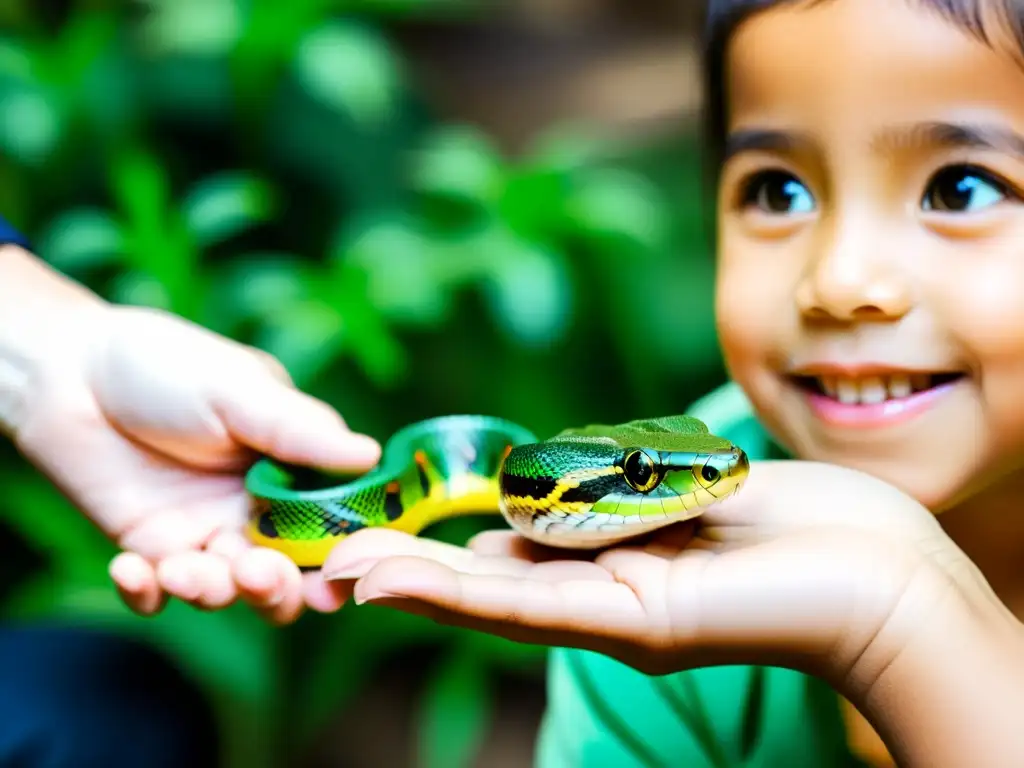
<box><xmin>322</xmin><ymin>527</ymin><xmax>486</xmax><ymax>580</ymax></box>
<box><xmin>233</xmin><ymin>548</ymin><xmax>305</xmax><ymax>625</ymax></box>
<box><xmin>156</xmin><ymin>551</ymin><xmax>237</xmax><ymax>610</ymax></box>
<box><xmin>109</xmin><ymin>552</ymin><xmax>166</xmax><ymax>616</ymax></box>
<box><xmin>352</xmin><ymin>555</ymin><xmax>644</xmax><ymax>638</ymax></box>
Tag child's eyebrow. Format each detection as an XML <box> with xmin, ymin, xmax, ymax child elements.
<box><xmin>722</xmin><ymin>129</ymin><xmax>811</xmax><ymax>162</ymax></box>
<box><xmin>723</xmin><ymin>122</ymin><xmax>1024</xmax><ymax>164</ymax></box>
<box><xmin>872</xmin><ymin>121</ymin><xmax>1024</xmax><ymax>160</ymax></box>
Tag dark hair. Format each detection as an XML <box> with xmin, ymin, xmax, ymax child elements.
<box><xmin>700</xmin><ymin>0</ymin><xmax>1024</xmax><ymax>174</ymax></box>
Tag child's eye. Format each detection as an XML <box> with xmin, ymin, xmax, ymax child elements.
<box><xmin>921</xmin><ymin>165</ymin><xmax>1014</xmax><ymax>212</ymax></box>
<box><xmin>740</xmin><ymin>170</ymin><xmax>815</xmax><ymax>215</ymax></box>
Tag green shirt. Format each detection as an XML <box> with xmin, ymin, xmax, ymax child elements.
<box><xmin>534</xmin><ymin>382</ymin><xmax>868</xmax><ymax>768</ymax></box>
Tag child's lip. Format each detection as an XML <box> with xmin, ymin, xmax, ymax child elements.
<box><xmin>786</xmin><ymin>362</ymin><xmax>965</xmax><ymax>377</ymax></box>
<box><xmin>796</xmin><ymin>378</ymin><xmax>964</xmax><ymax>429</ymax></box>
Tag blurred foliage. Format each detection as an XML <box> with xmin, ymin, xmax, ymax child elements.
<box><xmin>0</xmin><ymin>2</ymin><xmax>724</xmax><ymax>767</ymax></box>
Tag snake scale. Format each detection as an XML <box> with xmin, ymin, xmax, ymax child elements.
<box><xmin>244</xmin><ymin>414</ymin><xmax>750</xmax><ymax>567</ymax></box>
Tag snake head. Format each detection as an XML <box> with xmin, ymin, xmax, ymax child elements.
<box><xmin>619</xmin><ymin>445</ymin><xmax>750</xmax><ymax>501</ymax></box>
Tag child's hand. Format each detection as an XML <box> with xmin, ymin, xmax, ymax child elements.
<box><xmin>321</xmin><ymin>461</ymin><xmax>996</xmax><ymax>697</ymax></box>
<box><xmin>13</xmin><ymin>304</ymin><xmax>380</xmax><ymax>625</ymax></box>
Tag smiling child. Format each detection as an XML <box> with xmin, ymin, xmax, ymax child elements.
<box><xmin>320</xmin><ymin>1</ymin><xmax>1024</xmax><ymax>765</ymax></box>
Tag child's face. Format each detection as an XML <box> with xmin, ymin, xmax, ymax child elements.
<box><xmin>715</xmin><ymin>0</ymin><xmax>1024</xmax><ymax>511</ymax></box>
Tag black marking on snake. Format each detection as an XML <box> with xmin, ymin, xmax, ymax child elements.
<box><xmin>258</xmin><ymin>512</ymin><xmax>279</xmax><ymax>539</ymax></box>
<box><xmin>500</xmin><ymin>473</ymin><xmax>559</xmax><ymax>501</ymax></box>
<box><xmin>321</xmin><ymin>507</ymin><xmax>367</xmax><ymax>536</ymax></box>
<box><xmin>384</xmin><ymin>489</ymin><xmax>403</xmax><ymax>521</ymax></box>
<box><xmin>415</xmin><ymin>462</ymin><xmax>431</xmax><ymax>496</ymax></box>
<box><xmin>560</xmin><ymin>474</ymin><xmax>624</xmax><ymax>504</ymax></box>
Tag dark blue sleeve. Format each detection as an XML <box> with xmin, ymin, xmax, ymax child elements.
<box><xmin>0</xmin><ymin>214</ymin><xmax>32</xmax><ymax>251</ymax></box>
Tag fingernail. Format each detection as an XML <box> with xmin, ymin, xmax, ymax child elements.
<box><xmin>265</xmin><ymin>585</ymin><xmax>285</xmax><ymax>607</ymax></box>
<box><xmin>353</xmin><ymin>588</ymin><xmax>402</xmax><ymax>606</ymax></box>
<box><xmin>323</xmin><ymin>559</ymin><xmax>380</xmax><ymax>581</ymax></box>
<box><xmin>115</xmin><ymin>569</ymin><xmax>142</xmax><ymax>593</ymax></box>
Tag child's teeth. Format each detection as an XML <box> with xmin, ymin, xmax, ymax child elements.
<box><xmin>888</xmin><ymin>374</ymin><xmax>912</xmax><ymax>399</ymax></box>
<box><xmin>814</xmin><ymin>373</ymin><xmax>940</xmax><ymax>404</ymax></box>
<box><xmin>836</xmin><ymin>379</ymin><xmax>859</xmax><ymax>404</ymax></box>
<box><xmin>860</xmin><ymin>376</ymin><xmax>886</xmax><ymax>404</ymax></box>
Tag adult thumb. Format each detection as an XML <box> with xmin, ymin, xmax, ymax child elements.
<box><xmin>213</xmin><ymin>374</ymin><xmax>381</xmax><ymax>471</ymax></box>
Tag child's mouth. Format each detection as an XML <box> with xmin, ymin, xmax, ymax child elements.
<box><xmin>790</xmin><ymin>372</ymin><xmax>965</xmax><ymax>403</ymax></box>
<box><xmin>787</xmin><ymin>371</ymin><xmax>967</xmax><ymax>427</ymax></box>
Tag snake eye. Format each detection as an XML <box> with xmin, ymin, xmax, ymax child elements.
<box><xmin>701</xmin><ymin>465</ymin><xmax>720</xmax><ymax>484</ymax></box>
<box><xmin>622</xmin><ymin>450</ymin><xmax>660</xmax><ymax>493</ymax></box>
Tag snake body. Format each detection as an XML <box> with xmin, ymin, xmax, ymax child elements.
<box><xmin>244</xmin><ymin>414</ymin><xmax>749</xmax><ymax>567</ymax></box>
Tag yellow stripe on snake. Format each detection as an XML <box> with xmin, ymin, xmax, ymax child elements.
<box><xmin>245</xmin><ymin>414</ymin><xmax>749</xmax><ymax>567</ymax></box>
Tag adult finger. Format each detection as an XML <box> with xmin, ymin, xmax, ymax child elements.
<box><xmin>110</xmin><ymin>552</ymin><xmax>166</xmax><ymax>616</ymax></box>
<box><xmin>302</xmin><ymin>571</ymin><xmax>351</xmax><ymax>614</ymax></box>
<box><xmin>118</xmin><ymin>509</ymin><xmax>219</xmax><ymax>561</ymax></box>
<box><xmin>212</xmin><ymin>375</ymin><xmax>380</xmax><ymax>472</ymax></box>
<box><xmin>232</xmin><ymin>548</ymin><xmax>305</xmax><ymax>625</ymax></box>
<box><xmin>157</xmin><ymin>551</ymin><xmax>237</xmax><ymax>610</ymax></box>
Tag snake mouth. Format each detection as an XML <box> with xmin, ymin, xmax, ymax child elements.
<box><xmin>660</xmin><ymin>448</ymin><xmax>749</xmax><ymax>499</ymax></box>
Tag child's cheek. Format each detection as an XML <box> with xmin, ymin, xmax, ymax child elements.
<box><xmin>939</xmin><ymin>259</ymin><xmax>1024</xmax><ymax>462</ymax></box>
<box><xmin>714</xmin><ymin>250</ymin><xmax>794</xmax><ymax>377</ymax></box>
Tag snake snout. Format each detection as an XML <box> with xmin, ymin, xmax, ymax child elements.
<box><xmin>695</xmin><ymin>447</ymin><xmax>750</xmax><ymax>495</ymax></box>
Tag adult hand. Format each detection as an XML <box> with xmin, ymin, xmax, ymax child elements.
<box><xmin>14</xmin><ymin>303</ymin><xmax>380</xmax><ymax>625</ymax></box>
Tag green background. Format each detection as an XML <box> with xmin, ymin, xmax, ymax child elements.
<box><xmin>0</xmin><ymin>2</ymin><xmax>724</xmax><ymax>766</ymax></box>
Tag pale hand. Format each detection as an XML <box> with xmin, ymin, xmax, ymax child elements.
<box><xmin>13</xmin><ymin>304</ymin><xmax>380</xmax><ymax>624</ymax></box>
<box><xmin>320</xmin><ymin>461</ymin><xmax>1002</xmax><ymax>697</ymax></box>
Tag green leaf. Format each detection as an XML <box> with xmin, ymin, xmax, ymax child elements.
<box><xmin>411</xmin><ymin>125</ymin><xmax>503</xmax><ymax>215</ymax></box>
<box><xmin>0</xmin><ymin>471</ymin><xmax>115</xmax><ymax>575</ymax></box>
<box><xmin>481</xmin><ymin>235</ymin><xmax>573</xmax><ymax>347</ymax></box>
<box><xmin>51</xmin><ymin>13</ymin><xmax>119</xmax><ymax>89</ymax></box>
<box><xmin>525</xmin><ymin>125</ymin><xmax>611</xmax><ymax>176</ymax></box>
<box><xmin>415</xmin><ymin>647</ymin><xmax>494</xmax><ymax>768</ymax></box>
<box><xmin>253</xmin><ymin>299</ymin><xmax>345</xmax><ymax>386</ymax></box>
<box><xmin>565</xmin><ymin>168</ymin><xmax>667</xmax><ymax>251</ymax></box>
<box><xmin>293</xmin><ymin>21</ymin><xmax>401</xmax><ymax>126</ymax></box>
<box><xmin>0</xmin><ymin>40</ymin><xmax>32</xmax><ymax>80</ymax></box>
<box><xmin>203</xmin><ymin>253</ymin><xmax>311</xmax><ymax>332</ymax></box>
<box><xmin>110</xmin><ymin>148</ymin><xmax>172</xmax><ymax>268</ymax></box>
<box><xmin>342</xmin><ymin>218</ymin><xmax>447</xmax><ymax>325</ymax></box>
<box><xmin>109</xmin><ymin>270</ymin><xmax>174</xmax><ymax>310</ymax></box>
<box><xmin>135</xmin><ymin>0</ymin><xmax>241</xmax><ymax>56</ymax></box>
<box><xmin>0</xmin><ymin>84</ymin><xmax>61</xmax><ymax>165</ymax></box>
<box><xmin>37</xmin><ymin>208</ymin><xmax>125</xmax><ymax>271</ymax></box>
<box><xmin>181</xmin><ymin>172</ymin><xmax>276</xmax><ymax>247</ymax></box>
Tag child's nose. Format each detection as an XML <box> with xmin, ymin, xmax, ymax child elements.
<box><xmin>794</xmin><ymin>225</ymin><xmax>913</xmax><ymax>323</ymax></box>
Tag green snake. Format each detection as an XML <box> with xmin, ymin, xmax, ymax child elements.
<box><xmin>244</xmin><ymin>414</ymin><xmax>750</xmax><ymax>567</ymax></box>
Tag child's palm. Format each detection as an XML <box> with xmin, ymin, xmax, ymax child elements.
<box><xmin>321</xmin><ymin>462</ymin><xmax>980</xmax><ymax>690</ymax></box>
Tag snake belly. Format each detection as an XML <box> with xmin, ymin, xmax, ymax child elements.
<box><xmin>245</xmin><ymin>414</ymin><xmax>749</xmax><ymax>567</ymax></box>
